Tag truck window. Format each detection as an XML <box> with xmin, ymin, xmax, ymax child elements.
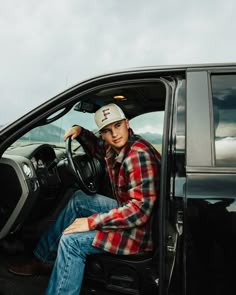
<box><xmin>211</xmin><ymin>74</ymin><xmax>236</xmax><ymax>166</ymax></box>
<box><xmin>130</xmin><ymin>111</ymin><xmax>163</xmax><ymax>154</ymax></box>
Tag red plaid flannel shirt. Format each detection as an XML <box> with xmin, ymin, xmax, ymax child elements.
<box><xmin>78</xmin><ymin>127</ymin><xmax>161</xmax><ymax>255</ymax></box>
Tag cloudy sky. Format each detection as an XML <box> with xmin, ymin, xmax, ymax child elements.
<box><xmin>0</xmin><ymin>0</ymin><xmax>235</xmax><ymax>125</ymax></box>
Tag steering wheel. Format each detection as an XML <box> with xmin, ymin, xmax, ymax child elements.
<box><xmin>66</xmin><ymin>136</ymin><xmax>104</xmax><ymax>194</ymax></box>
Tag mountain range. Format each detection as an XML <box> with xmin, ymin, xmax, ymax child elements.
<box><xmin>18</xmin><ymin>124</ymin><xmax>162</xmax><ymax>145</ymax></box>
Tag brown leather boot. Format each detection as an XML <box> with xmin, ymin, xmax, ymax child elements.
<box><xmin>8</xmin><ymin>257</ymin><xmax>52</xmax><ymax>276</ymax></box>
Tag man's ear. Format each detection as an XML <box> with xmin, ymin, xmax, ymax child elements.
<box><xmin>99</xmin><ymin>131</ymin><xmax>105</xmax><ymax>140</ymax></box>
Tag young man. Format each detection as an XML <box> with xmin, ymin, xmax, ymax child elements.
<box><xmin>9</xmin><ymin>103</ymin><xmax>161</xmax><ymax>294</ymax></box>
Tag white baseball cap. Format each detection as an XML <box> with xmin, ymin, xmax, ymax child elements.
<box><xmin>94</xmin><ymin>103</ymin><xmax>126</xmax><ymax>131</ymax></box>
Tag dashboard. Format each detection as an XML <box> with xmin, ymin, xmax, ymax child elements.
<box><xmin>0</xmin><ymin>142</ymin><xmax>106</xmax><ymax>240</ymax></box>
<box><xmin>0</xmin><ymin>143</ymin><xmax>68</xmax><ymax>239</ymax></box>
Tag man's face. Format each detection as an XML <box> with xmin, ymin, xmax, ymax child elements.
<box><xmin>100</xmin><ymin>119</ymin><xmax>129</xmax><ymax>153</ymax></box>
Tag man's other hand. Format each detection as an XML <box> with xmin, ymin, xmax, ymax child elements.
<box><xmin>63</xmin><ymin>218</ymin><xmax>89</xmax><ymax>234</ymax></box>
<box><xmin>64</xmin><ymin>126</ymin><xmax>82</xmax><ymax>141</ymax></box>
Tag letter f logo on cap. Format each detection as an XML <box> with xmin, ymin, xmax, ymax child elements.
<box><xmin>102</xmin><ymin>108</ymin><xmax>111</xmax><ymax>122</ymax></box>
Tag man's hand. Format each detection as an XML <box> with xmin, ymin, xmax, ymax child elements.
<box><xmin>64</xmin><ymin>126</ymin><xmax>82</xmax><ymax>141</ymax></box>
<box><xmin>63</xmin><ymin>218</ymin><xmax>89</xmax><ymax>234</ymax></box>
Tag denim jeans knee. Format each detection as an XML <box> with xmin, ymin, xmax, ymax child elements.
<box><xmin>46</xmin><ymin>231</ymin><xmax>105</xmax><ymax>295</ymax></box>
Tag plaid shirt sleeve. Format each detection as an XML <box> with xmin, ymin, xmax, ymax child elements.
<box><xmin>87</xmin><ymin>148</ymin><xmax>159</xmax><ymax>230</ymax></box>
<box><xmin>76</xmin><ymin>127</ymin><xmax>105</xmax><ymax>160</ymax></box>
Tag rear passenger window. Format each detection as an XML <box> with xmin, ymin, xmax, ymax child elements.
<box><xmin>212</xmin><ymin>74</ymin><xmax>236</xmax><ymax>166</ymax></box>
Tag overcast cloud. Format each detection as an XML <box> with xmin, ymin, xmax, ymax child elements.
<box><xmin>0</xmin><ymin>0</ymin><xmax>235</xmax><ymax>124</ymax></box>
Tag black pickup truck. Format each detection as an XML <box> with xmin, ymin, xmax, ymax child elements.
<box><xmin>0</xmin><ymin>63</ymin><xmax>235</xmax><ymax>295</ymax></box>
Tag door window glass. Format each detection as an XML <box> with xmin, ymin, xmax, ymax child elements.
<box><xmin>130</xmin><ymin>111</ymin><xmax>164</xmax><ymax>154</ymax></box>
<box><xmin>212</xmin><ymin>74</ymin><xmax>236</xmax><ymax>166</ymax></box>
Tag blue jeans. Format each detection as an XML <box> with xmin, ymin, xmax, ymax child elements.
<box><xmin>34</xmin><ymin>190</ymin><xmax>117</xmax><ymax>295</ymax></box>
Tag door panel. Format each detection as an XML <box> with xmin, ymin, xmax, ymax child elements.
<box><xmin>186</xmin><ymin>70</ymin><xmax>236</xmax><ymax>295</ymax></box>
<box><xmin>186</xmin><ymin>173</ymin><xmax>236</xmax><ymax>295</ymax></box>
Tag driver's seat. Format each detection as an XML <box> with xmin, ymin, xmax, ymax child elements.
<box><xmin>82</xmin><ymin>204</ymin><xmax>159</xmax><ymax>295</ymax></box>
